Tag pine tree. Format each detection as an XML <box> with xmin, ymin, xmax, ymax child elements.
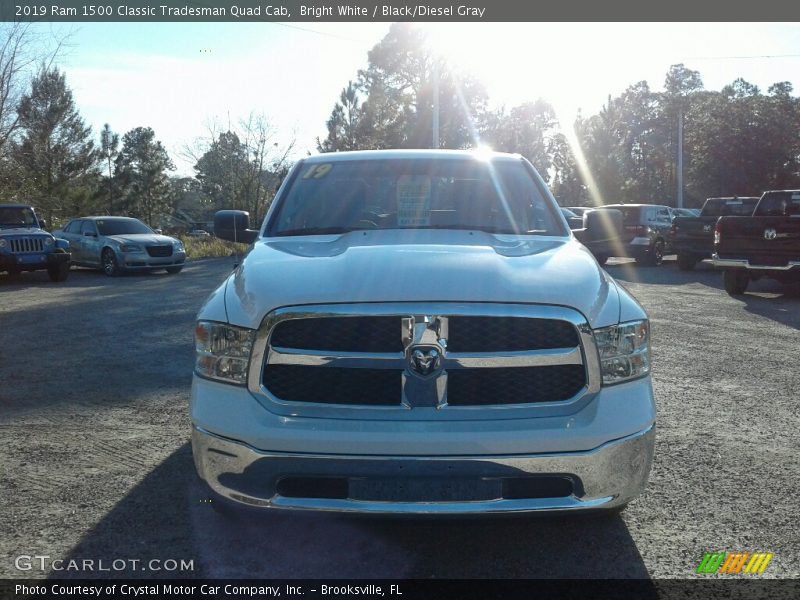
<box><xmin>115</xmin><ymin>127</ymin><xmax>175</xmax><ymax>227</ymax></box>
<box><xmin>14</xmin><ymin>67</ymin><xmax>97</xmax><ymax>223</ymax></box>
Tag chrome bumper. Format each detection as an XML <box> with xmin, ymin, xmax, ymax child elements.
<box><xmin>192</xmin><ymin>424</ymin><xmax>655</xmax><ymax>514</ymax></box>
<box><xmin>712</xmin><ymin>255</ymin><xmax>800</xmax><ymax>271</ymax></box>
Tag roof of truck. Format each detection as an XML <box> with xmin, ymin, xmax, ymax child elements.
<box><xmin>303</xmin><ymin>149</ymin><xmax>524</xmax><ymax>163</ymax></box>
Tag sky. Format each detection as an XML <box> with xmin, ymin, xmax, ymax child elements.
<box><xmin>40</xmin><ymin>21</ymin><xmax>800</xmax><ymax>175</ymax></box>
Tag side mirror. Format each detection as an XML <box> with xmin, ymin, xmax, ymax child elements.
<box><xmin>154</xmin><ymin>228</ymin><xmax>163</xmax><ymax>234</ymax></box>
<box><xmin>38</xmin><ymin>218</ymin><xmax>48</xmax><ymax>230</ymax></box>
<box><xmin>214</xmin><ymin>210</ymin><xmax>259</xmax><ymax>244</ymax></box>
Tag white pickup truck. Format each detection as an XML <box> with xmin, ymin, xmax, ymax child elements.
<box><xmin>191</xmin><ymin>150</ymin><xmax>655</xmax><ymax>515</ymax></box>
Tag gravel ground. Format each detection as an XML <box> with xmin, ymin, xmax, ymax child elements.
<box><xmin>1</xmin><ymin>257</ymin><xmax>798</xmax><ymax>580</ymax></box>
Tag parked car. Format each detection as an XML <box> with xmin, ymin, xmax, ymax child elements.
<box><xmin>671</xmin><ymin>197</ymin><xmax>759</xmax><ymax>270</ymax></box>
<box><xmin>0</xmin><ymin>204</ymin><xmax>71</xmax><ymax>281</ymax></box>
<box><xmin>54</xmin><ymin>216</ymin><xmax>186</xmax><ymax>276</ymax></box>
<box><xmin>588</xmin><ymin>204</ymin><xmax>674</xmax><ymax>266</ymax></box>
<box><xmin>713</xmin><ymin>190</ymin><xmax>800</xmax><ymax>295</ymax></box>
<box><xmin>186</xmin><ymin>229</ymin><xmax>211</xmax><ymax>237</ymax></box>
<box><xmin>191</xmin><ymin>149</ymin><xmax>655</xmax><ymax>516</ymax></box>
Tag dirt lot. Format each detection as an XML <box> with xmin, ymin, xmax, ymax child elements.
<box><xmin>1</xmin><ymin>257</ymin><xmax>798</xmax><ymax>579</ymax></box>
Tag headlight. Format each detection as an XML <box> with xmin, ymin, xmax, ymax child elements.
<box><xmin>195</xmin><ymin>321</ymin><xmax>255</xmax><ymax>384</ymax></box>
<box><xmin>120</xmin><ymin>244</ymin><xmax>143</xmax><ymax>252</ymax></box>
<box><xmin>174</xmin><ymin>239</ymin><xmax>184</xmax><ymax>250</ymax></box>
<box><xmin>44</xmin><ymin>237</ymin><xmax>54</xmax><ymax>246</ymax></box>
<box><xmin>593</xmin><ymin>320</ymin><xmax>650</xmax><ymax>385</ymax></box>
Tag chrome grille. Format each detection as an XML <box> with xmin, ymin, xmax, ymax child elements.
<box><xmin>9</xmin><ymin>237</ymin><xmax>45</xmax><ymax>254</ymax></box>
<box><xmin>146</xmin><ymin>244</ymin><xmax>173</xmax><ymax>257</ymax></box>
<box><xmin>251</xmin><ymin>304</ymin><xmax>599</xmax><ymax>416</ymax></box>
<box><xmin>270</xmin><ymin>316</ymin><xmax>402</xmax><ymax>353</ymax></box>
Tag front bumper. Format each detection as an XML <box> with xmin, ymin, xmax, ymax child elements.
<box><xmin>192</xmin><ymin>424</ymin><xmax>655</xmax><ymax>514</ymax></box>
<box><xmin>0</xmin><ymin>250</ymin><xmax>70</xmax><ymax>271</ymax></box>
<box><xmin>120</xmin><ymin>250</ymin><xmax>185</xmax><ymax>270</ymax></box>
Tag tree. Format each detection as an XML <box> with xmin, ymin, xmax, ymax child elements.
<box><xmin>115</xmin><ymin>127</ymin><xmax>175</xmax><ymax>227</ymax></box>
<box><xmin>194</xmin><ymin>114</ymin><xmax>294</xmax><ymax>223</ymax></box>
<box><xmin>99</xmin><ymin>123</ymin><xmax>119</xmax><ymax>213</ymax></box>
<box><xmin>318</xmin><ymin>81</ymin><xmax>363</xmax><ymax>152</ymax></box>
<box><xmin>319</xmin><ymin>23</ymin><xmax>489</xmax><ymax>151</ymax></box>
<box><xmin>13</xmin><ymin>67</ymin><xmax>97</xmax><ymax>223</ymax></box>
<box><xmin>483</xmin><ymin>100</ymin><xmax>558</xmax><ymax>174</ymax></box>
<box><xmin>549</xmin><ymin>132</ymin><xmax>586</xmax><ymax>206</ymax></box>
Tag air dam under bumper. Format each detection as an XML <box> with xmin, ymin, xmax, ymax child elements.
<box><xmin>193</xmin><ymin>424</ymin><xmax>655</xmax><ymax>514</ymax></box>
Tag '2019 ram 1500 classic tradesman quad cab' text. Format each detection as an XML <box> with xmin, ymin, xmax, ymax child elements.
<box><xmin>191</xmin><ymin>150</ymin><xmax>655</xmax><ymax>515</ymax></box>
<box><xmin>713</xmin><ymin>189</ymin><xmax>800</xmax><ymax>295</ymax></box>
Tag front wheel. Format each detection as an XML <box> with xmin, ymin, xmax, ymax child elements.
<box><xmin>594</xmin><ymin>254</ymin><xmax>609</xmax><ymax>266</ymax></box>
<box><xmin>102</xmin><ymin>248</ymin><xmax>121</xmax><ymax>277</ymax></box>
<box><xmin>676</xmin><ymin>253</ymin><xmax>697</xmax><ymax>271</ymax></box>
<box><xmin>723</xmin><ymin>269</ymin><xmax>749</xmax><ymax>296</ymax></box>
<box><xmin>48</xmin><ymin>261</ymin><xmax>70</xmax><ymax>282</ymax></box>
<box><xmin>638</xmin><ymin>240</ymin><xmax>664</xmax><ymax>267</ymax></box>
<box><xmin>165</xmin><ymin>266</ymin><xmax>183</xmax><ymax>275</ymax></box>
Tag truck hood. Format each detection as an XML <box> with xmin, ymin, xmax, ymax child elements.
<box><xmin>0</xmin><ymin>227</ymin><xmax>50</xmax><ymax>237</ymax></box>
<box><xmin>222</xmin><ymin>230</ymin><xmax>622</xmax><ymax>329</ymax></box>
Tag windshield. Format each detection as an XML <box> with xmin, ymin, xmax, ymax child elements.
<box><xmin>0</xmin><ymin>207</ymin><xmax>38</xmax><ymax>228</ymax></box>
<box><xmin>597</xmin><ymin>206</ymin><xmax>642</xmax><ymax>225</ymax></box>
<box><xmin>702</xmin><ymin>198</ymin><xmax>759</xmax><ymax>217</ymax></box>
<box><xmin>269</xmin><ymin>158</ymin><xmax>564</xmax><ymax>236</ymax></box>
<box><xmin>96</xmin><ymin>218</ymin><xmax>153</xmax><ymax>236</ymax></box>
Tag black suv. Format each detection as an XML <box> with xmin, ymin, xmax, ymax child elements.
<box><xmin>589</xmin><ymin>204</ymin><xmax>673</xmax><ymax>266</ymax></box>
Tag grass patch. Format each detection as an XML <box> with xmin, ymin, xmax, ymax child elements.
<box><xmin>178</xmin><ymin>235</ymin><xmax>250</xmax><ymax>260</ymax></box>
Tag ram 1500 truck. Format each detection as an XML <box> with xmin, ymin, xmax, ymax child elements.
<box><xmin>713</xmin><ymin>189</ymin><xmax>800</xmax><ymax>295</ymax></box>
<box><xmin>191</xmin><ymin>150</ymin><xmax>655</xmax><ymax>515</ymax></box>
<box><xmin>671</xmin><ymin>196</ymin><xmax>759</xmax><ymax>271</ymax></box>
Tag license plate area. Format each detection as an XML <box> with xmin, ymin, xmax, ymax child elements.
<box><xmin>349</xmin><ymin>477</ymin><xmax>502</xmax><ymax>502</ymax></box>
<box><xmin>17</xmin><ymin>254</ymin><xmax>45</xmax><ymax>264</ymax></box>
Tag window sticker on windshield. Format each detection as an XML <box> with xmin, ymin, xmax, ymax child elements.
<box><xmin>302</xmin><ymin>163</ymin><xmax>333</xmax><ymax>179</ymax></box>
<box><xmin>725</xmin><ymin>200</ymin><xmax>742</xmax><ymax>205</ymax></box>
<box><xmin>397</xmin><ymin>175</ymin><xmax>432</xmax><ymax>226</ymax></box>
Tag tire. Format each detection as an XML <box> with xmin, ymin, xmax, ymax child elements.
<box><xmin>638</xmin><ymin>240</ymin><xmax>664</xmax><ymax>267</ymax></box>
<box><xmin>165</xmin><ymin>266</ymin><xmax>183</xmax><ymax>275</ymax></box>
<box><xmin>47</xmin><ymin>261</ymin><xmax>70</xmax><ymax>282</ymax></box>
<box><xmin>101</xmin><ymin>248</ymin><xmax>121</xmax><ymax>277</ymax></box>
<box><xmin>723</xmin><ymin>269</ymin><xmax>749</xmax><ymax>296</ymax></box>
<box><xmin>595</xmin><ymin>254</ymin><xmax>609</xmax><ymax>266</ymax></box>
<box><xmin>676</xmin><ymin>253</ymin><xmax>697</xmax><ymax>271</ymax></box>
<box><xmin>6</xmin><ymin>268</ymin><xmax>21</xmax><ymax>280</ymax></box>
